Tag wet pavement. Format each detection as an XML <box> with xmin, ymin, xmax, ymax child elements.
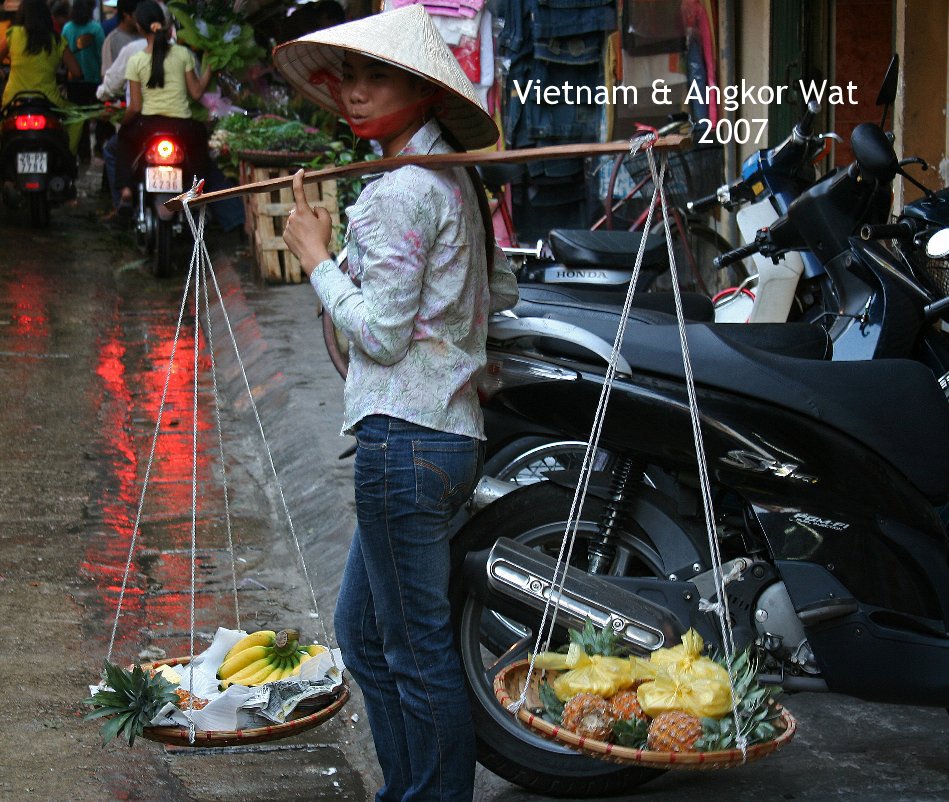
<box><xmin>1</xmin><ymin>162</ymin><xmax>948</xmax><ymax>801</ymax></box>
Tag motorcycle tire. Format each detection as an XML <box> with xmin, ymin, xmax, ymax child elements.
<box><xmin>449</xmin><ymin>481</ymin><xmax>674</xmax><ymax>797</ymax></box>
<box><xmin>153</xmin><ymin>219</ymin><xmax>173</xmax><ymax>278</ymax></box>
<box><xmin>28</xmin><ymin>192</ymin><xmax>50</xmax><ymax>228</ymax></box>
<box><xmin>483</xmin><ymin>436</ymin><xmax>615</xmax><ymax>487</ymax></box>
<box><xmin>650</xmin><ymin>219</ymin><xmax>747</xmax><ymax>297</ymax></box>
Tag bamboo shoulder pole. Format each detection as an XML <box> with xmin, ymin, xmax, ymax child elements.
<box><xmin>164</xmin><ymin>134</ymin><xmax>690</xmax><ymax>212</ymax></box>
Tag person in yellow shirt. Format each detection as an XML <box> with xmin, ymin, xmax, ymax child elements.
<box><xmin>0</xmin><ymin>0</ymin><xmax>82</xmax><ymax>151</ymax></box>
<box><xmin>113</xmin><ymin>0</ymin><xmax>211</xmax><ymax>210</ymax></box>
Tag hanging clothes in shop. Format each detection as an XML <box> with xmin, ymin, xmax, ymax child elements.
<box><xmin>681</xmin><ymin>0</ymin><xmax>718</xmax><ymax>124</ymax></box>
<box><xmin>497</xmin><ymin>0</ymin><xmax>616</xmax><ymax>231</ymax></box>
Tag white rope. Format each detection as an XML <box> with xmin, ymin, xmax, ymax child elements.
<box><xmin>186</xmin><ymin>209</ymin><xmax>204</xmax><ymax>743</ymax></box>
<box><xmin>181</xmin><ymin>197</ymin><xmax>333</xmax><ymax>651</ymax></box>
<box><xmin>199</xmin><ymin>233</ymin><xmax>241</xmax><ymax>629</ymax></box>
<box><xmin>106</xmin><ymin>251</ymin><xmax>195</xmax><ymax>664</ymax></box>
<box><xmin>511</xmin><ymin>133</ymin><xmax>660</xmax><ymax>711</ymax></box>
<box><xmin>652</xmin><ymin>152</ymin><xmax>747</xmax><ymax>758</ymax></box>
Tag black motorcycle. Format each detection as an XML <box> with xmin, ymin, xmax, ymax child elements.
<box><xmin>450</xmin><ymin>124</ymin><xmax>949</xmax><ymax>795</ymax></box>
<box><xmin>0</xmin><ymin>91</ymin><xmax>76</xmax><ymax>227</ymax></box>
<box><xmin>129</xmin><ymin>126</ymin><xmax>195</xmax><ymax>277</ymax></box>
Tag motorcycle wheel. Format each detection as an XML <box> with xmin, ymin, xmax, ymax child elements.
<box><xmin>484</xmin><ymin>436</ymin><xmax>615</xmax><ymax>486</ymax></box>
<box><xmin>449</xmin><ymin>481</ymin><xmax>669</xmax><ymax>796</ymax></box>
<box><xmin>28</xmin><ymin>192</ymin><xmax>50</xmax><ymax>228</ymax></box>
<box><xmin>650</xmin><ymin>220</ymin><xmax>747</xmax><ymax>297</ymax></box>
<box><xmin>153</xmin><ymin>219</ymin><xmax>173</xmax><ymax>278</ymax></box>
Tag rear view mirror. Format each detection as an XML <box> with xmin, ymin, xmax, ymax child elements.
<box><xmin>876</xmin><ymin>54</ymin><xmax>899</xmax><ymax>107</ymax></box>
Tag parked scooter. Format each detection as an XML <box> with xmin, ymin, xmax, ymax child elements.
<box><xmin>128</xmin><ymin>127</ymin><xmax>196</xmax><ymax>277</ymax></box>
<box><xmin>449</xmin><ymin>118</ymin><xmax>949</xmax><ymax>796</ymax></box>
<box><xmin>687</xmin><ymin>99</ymin><xmax>832</xmax><ymax>322</ymax></box>
<box><xmin>714</xmin><ymin>122</ymin><xmax>947</xmax><ymax>365</ymax></box>
<box><xmin>0</xmin><ymin>91</ymin><xmax>77</xmax><ymax>227</ymax></box>
<box><xmin>694</xmin><ymin>55</ymin><xmax>900</xmax><ymax>324</ymax></box>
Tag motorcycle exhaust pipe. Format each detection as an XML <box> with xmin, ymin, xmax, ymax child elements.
<box><xmin>467</xmin><ymin>475</ymin><xmax>516</xmax><ymax>513</ymax></box>
<box><xmin>463</xmin><ymin>537</ymin><xmax>684</xmax><ymax>654</ymax></box>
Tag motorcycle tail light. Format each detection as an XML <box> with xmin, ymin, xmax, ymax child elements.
<box><xmin>14</xmin><ymin>114</ymin><xmax>47</xmax><ymax>131</ymax></box>
<box><xmin>146</xmin><ymin>137</ymin><xmax>184</xmax><ymax>165</ymax></box>
<box><xmin>477</xmin><ymin>354</ymin><xmax>578</xmax><ymax>401</ymax></box>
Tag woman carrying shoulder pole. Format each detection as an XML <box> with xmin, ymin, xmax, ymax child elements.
<box><xmin>276</xmin><ymin>7</ymin><xmax>519</xmax><ymax>800</ymax></box>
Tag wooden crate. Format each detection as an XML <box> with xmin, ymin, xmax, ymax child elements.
<box><xmin>239</xmin><ymin>161</ymin><xmax>340</xmax><ymax>284</ymax></box>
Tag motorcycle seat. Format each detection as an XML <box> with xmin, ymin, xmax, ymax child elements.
<box><xmin>477</xmin><ymin>163</ymin><xmax>526</xmax><ymax>192</ymax></box>
<box><xmin>513</xmin><ymin>284</ymin><xmax>715</xmax><ymax>323</ymax></box>
<box><xmin>539</xmin><ymin>316</ymin><xmax>946</xmax><ymax>496</ymax></box>
<box><xmin>549</xmin><ymin>228</ymin><xmax>667</xmax><ymax>269</ymax></box>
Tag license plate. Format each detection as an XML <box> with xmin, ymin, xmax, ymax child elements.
<box><xmin>146</xmin><ymin>166</ymin><xmax>183</xmax><ymax>193</ymax></box>
<box><xmin>17</xmin><ymin>152</ymin><xmax>47</xmax><ymax>174</ymax></box>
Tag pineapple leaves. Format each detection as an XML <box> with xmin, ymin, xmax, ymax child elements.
<box><xmin>569</xmin><ymin>618</ymin><xmax>620</xmax><ymax>657</ymax></box>
<box><xmin>538</xmin><ymin>681</ymin><xmax>564</xmax><ymax>725</ymax></box>
<box><xmin>83</xmin><ymin>661</ymin><xmax>179</xmax><ymax>747</ymax></box>
<box><xmin>612</xmin><ymin>718</ymin><xmax>649</xmax><ymax>749</ymax></box>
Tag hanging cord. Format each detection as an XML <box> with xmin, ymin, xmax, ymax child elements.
<box><xmin>652</xmin><ymin>151</ymin><xmax>747</xmax><ymax>758</ymax></box>
<box><xmin>106</xmin><ymin>254</ymin><xmax>196</xmax><ymax>665</ymax></box>
<box><xmin>510</xmin><ymin>132</ymin><xmax>660</xmax><ymax>711</ymax></box>
<box><xmin>199</xmin><ymin>240</ymin><xmax>241</xmax><ymax>629</ymax></box>
<box><xmin>180</xmin><ymin>199</ymin><xmax>334</xmax><ymax>652</ymax></box>
<box><xmin>185</xmin><ymin>211</ymin><xmax>206</xmax><ymax>743</ymax></box>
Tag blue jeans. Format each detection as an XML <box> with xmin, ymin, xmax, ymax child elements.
<box><xmin>335</xmin><ymin>415</ymin><xmax>482</xmax><ymax>802</ymax></box>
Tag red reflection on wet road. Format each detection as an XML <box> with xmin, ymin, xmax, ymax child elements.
<box><xmin>83</xmin><ymin>300</ymin><xmax>219</xmax><ymax>658</ymax></box>
<box><xmin>6</xmin><ymin>272</ymin><xmax>51</xmax><ymax>354</ymax></box>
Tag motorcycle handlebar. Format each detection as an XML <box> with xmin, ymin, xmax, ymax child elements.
<box><xmin>714</xmin><ymin>240</ymin><xmax>761</xmax><ymax>269</ymax></box>
<box><xmin>686</xmin><ymin>190</ymin><xmax>721</xmax><ymax>214</ymax></box>
<box><xmin>860</xmin><ymin>221</ymin><xmax>916</xmax><ymax>241</ymax></box>
<box><xmin>794</xmin><ymin>101</ymin><xmax>820</xmax><ymax>139</ymax></box>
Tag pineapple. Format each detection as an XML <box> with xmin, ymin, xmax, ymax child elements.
<box><xmin>560</xmin><ymin>692</ymin><xmax>617</xmax><ymax>741</ymax></box>
<box><xmin>647</xmin><ymin>710</ymin><xmax>704</xmax><ymax>752</ymax></box>
<box><xmin>695</xmin><ymin>649</ymin><xmax>782</xmax><ymax>751</ymax></box>
<box><xmin>608</xmin><ymin>685</ymin><xmax>649</xmax><ymax>722</ymax></box>
<box><xmin>83</xmin><ymin>661</ymin><xmax>179</xmax><ymax>746</ymax></box>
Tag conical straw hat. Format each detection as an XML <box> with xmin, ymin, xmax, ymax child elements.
<box><xmin>272</xmin><ymin>5</ymin><xmax>498</xmax><ymax>151</ymax></box>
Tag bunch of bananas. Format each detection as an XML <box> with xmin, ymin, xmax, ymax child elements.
<box><xmin>217</xmin><ymin>629</ymin><xmax>327</xmax><ymax>690</ymax></box>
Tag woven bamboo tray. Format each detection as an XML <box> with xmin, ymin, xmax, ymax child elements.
<box><xmin>234</xmin><ymin>148</ymin><xmax>331</xmax><ymax>167</ymax></box>
<box><xmin>139</xmin><ymin>656</ymin><xmax>349</xmax><ymax>747</ymax></box>
<box><xmin>494</xmin><ymin>659</ymin><xmax>796</xmax><ymax>770</ymax></box>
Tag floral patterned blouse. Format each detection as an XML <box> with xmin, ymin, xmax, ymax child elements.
<box><xmin>309</xmin><ymin>120</ymin><xmax>520</xmax><ymax>439</ymax></box>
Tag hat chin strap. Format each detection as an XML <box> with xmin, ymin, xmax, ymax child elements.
<box><xmin>310</xmin><ymin>69</ymin><xmax>443</xmax><ymax>142</ymax></box>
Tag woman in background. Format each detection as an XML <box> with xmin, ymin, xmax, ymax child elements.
<box><xmin>113</xmin><ymin>0</ymin><xmax>211</xmax><ymax>211</ymax></box>
<box><xmin>0</xmin><ymin>0</ymin><xmax>82</xmax><ymax>151</ymax></box>
<box><xmin>62</xmin><ymin>0</ymin><xmax>104</xmax><ymax>159</ymax></box>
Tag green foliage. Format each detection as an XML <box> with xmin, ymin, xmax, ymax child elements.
<box><xmin>82</xmin><ymin>661</ymin><xmax>179</xmax><ymax>747</ymax></box>
<box><xmin>612</xmin><ymin>717</ymin><xmax>650</xmax><ymax>749</ymax></box>
<box><xmin>216</xmin><ymin>114</ymin><xmax>337</xmax><ymax>158</ymax></box>
<box><xmin>568</xmin><ymin>618</ymin><xmax>621</xmax><ymax>657</ymax></box>
<box><xmin>168</xmin><ymin>1</ymin><xmax>264</xmax><ymax>75</ymax></box>
<box><xmin>537</xmin><ymin>681</ymin><xmax>564</xmax><ymax>725</ymax></box>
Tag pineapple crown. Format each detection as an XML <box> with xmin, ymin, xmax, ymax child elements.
<box><xmin>567</xmin><ymin>618</ymin><xmax>621</xmax><ymax>657</ymax></box>
<box><xmin>83</xmin><ymin>661</ymin><xmax>179</xmax><ymax>747</ymax></box>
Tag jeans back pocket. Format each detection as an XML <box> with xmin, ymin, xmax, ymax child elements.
<box><xmin>413</xmin><ymin>438</ymin><xmax>479</xmax><ymax>513</ymax></box>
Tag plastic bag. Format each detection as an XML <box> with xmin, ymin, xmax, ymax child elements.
<box><xmin>637</xmin><ymin>667</ymin><xmax>733</xmax><ymax>719</ymax></box>
<box><xmin>551</xmin><ymin>654</ymin><xmax>637</xmax><ymax>701</ymax></box>
<box><xmin>635</xmin><ymin>629</ymin><xmax>734</xmax><ymax>719</ymax></box>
